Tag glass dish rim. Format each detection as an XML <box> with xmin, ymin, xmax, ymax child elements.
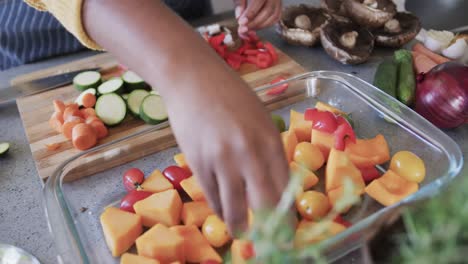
<box><xmin>43</xmin><ymin>71</ymin><xmax>464</xmax><ymax>263</ymax></box>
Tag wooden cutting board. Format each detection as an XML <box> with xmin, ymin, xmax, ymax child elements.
<box><xmin>15</xmin><ymin>47</ymin><xmax>305</xmax><ymax>181</ymax></box>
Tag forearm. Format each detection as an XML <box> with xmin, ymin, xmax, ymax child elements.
<box><xmin>82</xmin><ymin>0</ymin><xmax>253</xmax><ymax>109</ymax></box>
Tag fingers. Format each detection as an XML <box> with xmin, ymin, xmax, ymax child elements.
<box><xmin>234</xmin><ymin>0</ymin><xmax>246</xmax><ymax>19</ymax></box>
<box><xmin>256</xmin><ymin>0</ymin><xmax>282</xmax><ymax>29</ymax></box>
<box><xmin>195</xmin><ymin>169</ymin><xmax>223</xmax><ymax>218</ymax></box>
<box><xmin>240</xmin><ymin>0</ymin><xmax>266</xmax><ymax>24</ymax></box>
<box><xmin>216</xmin><ymin>159</ymin><xmax>249</xmax><ymax>236</ymax></box>
<box><xmin>246</xmin><ymin>0</ymin><xmax>280</xmax><ymax>30</ymax></box>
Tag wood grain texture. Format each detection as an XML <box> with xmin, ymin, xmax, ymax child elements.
<box><xmin>16</xmin><ymin>46</ymin><xmax>305</xmax><ymax>181</ymax></box>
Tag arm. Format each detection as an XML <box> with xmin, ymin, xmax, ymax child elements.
<box><xmin>83</xmin><ymin>0</ymin><xmax>289</xmax><ymax>234</ymax></box>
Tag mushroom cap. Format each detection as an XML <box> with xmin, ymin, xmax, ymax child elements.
<box><xmin>276</xmin><ymin>5</ymin><xmax>330</xmax><ymax>46</ymax></box>
<box><xmin>343</xmin><ymin>0</ymin><xmax>397</xmax><ymax>29</ymax></box>
<box><xmin>373</xmin><ymin>12</ymin><xmax>422</xmax><ymax>48</ymax></box>
<box><xmin>320</xmin><ymin>21</ymin><xmax>375</xmax><ymax>64</ymax></box>
<box><xmin>321</xmin><ymin>0</ymin><xmax>347</xmax><ymax>16</ymax></box>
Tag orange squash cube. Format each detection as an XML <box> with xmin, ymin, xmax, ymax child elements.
<box><xmin>325</xmin><ymin>149</ymin><xmax>365</xmax><ymax>194</ymax></box>
<box><xmin>100</xmin><ymin>207</ymin><xmax>143</xmax><ymax>257</ymax></box>
<box><xmin>294</xmin><ymin>220</ymin><xmax>346</xmax><ymax>247</ymax></box>
<box><xmin>289</xmin><ymin>110</ymin><xmax>313</xmax><ymax>142</ymax></box>
<box><xmin>140</xmin><ymin>169</ymin><xmax>174</xmax><ymax>193</ymax></box>
<box><xmin>121</xmin><ymin>253</ymin><xmax>160</xmax><ymax>264</ymax></box>
<box><xmin>170</xmin><ymin>225</ymin><xmax>222</xmax><ymax>263</ymax></box>
<box><xmin>181</xmin><ymin>201</ymin><xmax>213</xmax><ymax>227</ymax></box>
<box><xmin>174</xmin><ymin>153</ymin><xmax>192</xmax><ymax>174</ymax></box>
<box><xmin>311</xmin><ymin>129</ymin><xmax>335</xmax><ymax>160</ymax></box>
<box><xmin>231</xmin><ymin>240</ymin><xmax>255</xmax><ymax>264</ymax></box>
<box><xmin>327</xmin><ymin>185</ymin><xmax>362</xmax><ymax>213</ymax></box>
<box><xmin>315</xmin><ymin>101</ymin><xmax>346</xmax><ymax>115</ymax></box>
<box><xmin>344</xmin><ymin>134</ymin><xmax>390</xmax><ymax>168</ymax></box>
<box><xmin>136</xmin><ymin>224</ymin><xmax>185</xmax><ymax>263</ymax></box>
<box><xmin>365</xmin><ymin>170</ymin><xmax>419</xmax><ymax>206</ymax></box>
<box><xmin>281</xmin><ymin>129</ymin><xmax>298</xmax><ymax>163</ymax></box>
<box><xmin>180</xmin><ymin>176</ymin><xmax>206</xmax><ymax>201</ymax></box>
<box><xmin>290</xmin><ymin>162</ymin><xmax>319</xmax><ymax>190</ymax></box>
<box><xmin>134</xmin><ymin>189</ymin><xmax>182</xmax><ymax>227</ymax></box>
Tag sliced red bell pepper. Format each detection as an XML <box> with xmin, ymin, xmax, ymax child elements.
<box><xmin>244</xmin><ymin>49</ymin><xmax>260</xmax><ymax>56</ymax></box>
<box><xmin>246</xmin><ymin>31</ymin><xmax>260</xmax><ymax>43</ymax></box>
<box><xmin>266</xmin><ymin>76</ymin><xmax>289</xmax><ymax>95</ymax></box>
<box><xmin>264</xmin><ymin>42</ymin><xmax>278</xmax><ymax>63</ymax></box>
<box><xmin>256</xmin><ymin>41</ymin><xmax>265</xmax><ymax>49</ymax></box>
<box><xmin>334</xmin><ymin>215</ymin><xmax>352</xmax><ymax>228</ymax></box>
<box><xmin>208</xmin><ymin>33</ymin><xmax>225</xmax><ymax>47</ymax></box>
<box><xmin>304</xmin><ymin>108</ymin><xmax>338</xmax><ymax>134</ymax></box>
<box><xmin>334</xmin><ymin>116</ymin><xmax>356</xmax><ymax>151</ymax></box>
<box><xmin>255</xmin><ymin>52</ymin><xmax>273</xmax><ymax>69</ymax></box>
<box><xmin>358</xmin><ymin>166</ymin><xmax>381</xmax><ymax>183</ymax></box>
<box><xmin>226</xmin><ymin>52</ymin><xmax>243</xmax><ymax>70</ymax></box>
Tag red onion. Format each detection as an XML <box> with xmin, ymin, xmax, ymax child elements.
<box><xmin>414</xmin><ymin>62</ymin><xmax>468</xmax><ymax>129</ymax></box>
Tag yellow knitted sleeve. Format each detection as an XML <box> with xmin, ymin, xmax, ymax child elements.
<box><xmin>24</xmin><ymin>0</ymin><xmax>103</xmax><ymax>50</ymax></box>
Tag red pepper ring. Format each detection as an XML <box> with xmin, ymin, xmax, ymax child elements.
<box><xmin>334</xmin><ymin>115</ymin><xmax>356</xmax><ymax>150</ymax></box>
<box><xmin>266</xmin><ymin>77</ymin><xmax>289</xmax><ymax>95</ymax></box>
<box><xmin>304</xmin><ymin>108</ymin><xmax>338</xmax><ymax>134</ymax></box>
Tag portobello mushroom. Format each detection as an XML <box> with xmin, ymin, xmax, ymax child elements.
<box><xmin>343</xmin><ymin>0</ymin><xmax>397</xmax><ymax>29</ymax></box>
<box><xmin>321</xmin><ymin>0</ymin><xmax>347</xmax><ymax>16</ymax></box>
<box><xmin>373</xmin><ymin>12</ymin><xmax>422</xmax><ymax>47</ymax></box>
<box><xmin>320</xmin><ymin>21</ymin><xmax>375</xmax><ymax>64</ymax></box>
<box><xmin>277</xmin><ymin>5</ymin><xmax>330</xmax><ymax>46</ymax></box>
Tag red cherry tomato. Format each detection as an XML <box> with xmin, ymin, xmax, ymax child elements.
<box><xmin>359</xmin><ymin>166</ymin><xmax>381</xmax><ymax>183</ymax></box>
<box><xmin>334</xmin><ymin>215</ymin><xmax>352</xmax><ymax>228</ymax></box>
<box><xmin>123</xmin><ymin>168</ymin><xmax>145</xmax><ymax>191</ymax></box>
<box><xmin>120</xmin><ymin>190</ymin><xmax>153</xmax><ymax>213</ymax></box>
<box><xmin>266</xmin><ymin>77</ymin><xmax>289</xmax><ymax>95</ymax></box>
<box><xmin>304</xmin><ymin>108</ymin><xmax>338</xmax><ymax>133</ymax></box>
<box><xmin>162</xmin><ymin>166</ymin><xmax>191</xmax><ymax>190</ymax></box>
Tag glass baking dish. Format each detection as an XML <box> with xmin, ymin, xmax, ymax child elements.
<box><xmin>43</xmin><ymin>71</ymin><xmax>463</xmax><ymax>264</ymax></box>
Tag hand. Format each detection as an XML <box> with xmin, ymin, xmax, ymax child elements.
<box><xmin>234</xmin><ymin>0</ymin><xmax>282</xmax><ymax>35</ymax></box>
<box><xmin>165</xmin><ymin>72</ymin><xmax>289</xmax><ymax>235</ymax></box>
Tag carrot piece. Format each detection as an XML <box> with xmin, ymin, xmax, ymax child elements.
<box><xmin>72</xmin><ymin>123</ymin><xmax>97</xmax><ymax>150</ymax></box>
<box><xmin>82</xmin><ymin>93</ymin><xmax>97</xmax><ymax>108</ymax></box>
<box><xmin>65</xmin><ymin>103</ymin><xmax>79</xmax><ymax>109</ymax></box>
<box><xmin>49</xmin><ymin>111</ymin><xmax>64</xmax><ymax>133</ymax></box>
<box><xmin>89</xmin><ymin>120</ymin><xmax>108</xmax><ymax>139</ymax></box>
<box><xmin>53</xmin><ymin>100</ymin><xmax>66</xmax><ymax>113</ymax></box>
<box><xmin>62</xmin><ymin>117</ymin><xmax>84</xmax><ymax>140</ymax></box>
<box><xmin>80</xmin><ymin>108</ymin><xmax>96</xmax><ymax>119</ymax></box>
<box><xmin>412</xmin><ymin>43</ymin><xmax>451</xmax><ymax>64</ymax></box>
<box><xmin>412</xmin><ymin>51</ymin><xmax>438</xmax><ymax>74</ymax></box>
<box><xmin>46</xmin><ymin>143</ymin><xmax>61</xmax><ymax>151</ymax></box>
<box><xmin>63</xmin><ymin>106</ymin><xmax>82</xmax><ymax>121</ymax></box>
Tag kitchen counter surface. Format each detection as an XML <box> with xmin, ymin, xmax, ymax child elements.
<box><xmin>1</xmin><ymin>0</ymin><xmax>467</xmax><ymax>263</ymax></box>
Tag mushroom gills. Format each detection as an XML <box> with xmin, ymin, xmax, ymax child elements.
<box><xmin>340</xmin><ymin>31</ymin><xmax>359</xmax><ymax>49</ymax></box>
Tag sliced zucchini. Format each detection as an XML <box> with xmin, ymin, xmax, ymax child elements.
<box><xmin>139</xmin><ymin>95</ymin><xmax>168</xmax><ymax>125</ymax></box>
<box><xmin>95</xmin><ymin>93</ymin><xmax>127</xmax><ymax>126</ymax></box>
<box><xmin>149</xmin><ymin>90</ymin><xmax>160</xmax><ymax>96</ymax></box>
<box><xmin>0</xmin><ymin>142</ymin><xmax>10</xmax><ymax>156</ymax></box>
<box><xmin>122</xmin><ymin>71</ymin><xmax>148</xmax><ymax>91</ymax></box>
<box><xmin>127</xmin><ymin>89</ymin><xmax>150</xmax><ymax>116</ymax></box>
<box><xmin>73</xmin><ymin>71</ymin><xmax>101</xmax><ymax>91</ymax></box>
<box><xmin>97</xmin><ymin>78</ymin><xmax>124</xmax><ymax>95</ymax></box>
<box><xmin>75</xmin><ymin>88</ymin><xmax>97</xmax><ymax>106</ymax></box>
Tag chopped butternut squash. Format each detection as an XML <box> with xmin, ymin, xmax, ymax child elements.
<box><xmin>281</xmin><ymin>129</ymin><xmax>298</xmax><ymax>163</ymax></box>
<box><xmin>140</xmin><ymin>169</ymin><xmax>174</xmax><ymax>193</ymax></box>
<box><xmin>294</xmin><ymin>220</ymin><xmax>346</xmax><ymax>248</ymax></box>
<box><xmin>344</xmin><ymin>134</ymin><xmax>390</xmax><ymax>168</ymax></box>
<box><xmin>100</xmin><ymin>207</ymin><xmax>143</xmax><ymax>257</ymax></box>
<box><xmin>289</xmin><ymin>110</ymin><xmax>312</xmax><ymax>142</ymax></box>
<box><xmin>121</xmin><ymin>253</ymin><xmax>160</xmax><ymax>264</ymax></box>
<box><xmin>180</xmin><ymin>176</ymin><xmax>206</xmax><ymax>201</ymax></box>
<box><xmin>181</xmin><ymin>201</ymin><xmax>213</xmax><ymax>227</ymax></box>
<box><xmin>365</xmin><ymin>169</ymin><xmax>419</xmax><ymax>206</ymax></box>
<box><xmin>311</xmin><ymin>129</ymin><xmax>335</xmax><ymax>160</ymax></box>
<box><xmin>170</xmin><ymin>225</ymin><xmax>222</xmax><ymax>263</ymax></box>
<box><xmin>134</xmin><ymin>189</ymin><xmax>182</xmax><ymax>227</ymax></box>
<box><xmin>325</xmin><ymin>148</ymin><xmax>365</xmax><ymax>194</ymax></box>
<box><xmin>290</xmin><ymin>161</ymin><xmax>319</xmax><ymax>190</ymax></box>
<box><xmin>136</xmin><ymin>224</ymin><xmax>185</xmax><ymax>263</ymax></box>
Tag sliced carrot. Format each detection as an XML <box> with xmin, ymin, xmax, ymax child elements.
<box><xmin>82</xmin><ymin>93</ymin><xmax>97</xmax><ymax>108</ymax></box>
<box><xmin>65</xmin><ymin>103</ymin><xmax>79</xmax><ymax>109</ymax></box>
<box><xmin>412</xmin><ymin>43</ymin><xmax>451</xmax><ymax>64</ymax></box>
<box><xmin>80</xmin><ymin>108</ymin><xmax>96</xmax><ymax>119</ymax></box>
<box><xmin>63</xmin><ymin>106</ymin><xmax>82</xmax><ymax>121</ymax></box>
<box><xmin>62</xmin><ymin>117</ymin><xmax>84</xmax><ymax>140</ymax></box>
<box><xmin>53</xmin><ymin>100</ymin><xmax>66</xmax><ymax>113</ymax></box>
<box><xmin>89</xmin><ymin>120</ymin><xmax>108</xmax><ymax>139</ymax></box>
<box><xmin>49</xmin><ymin>111</ymin><xmax>64</xmax><ymax>133</ymax></box>
<box><xmin>412</xmin><ymin>51</ymin><xmax>438</xmax><ymax>74</ymax></box>
<box><xmin>72</xmin><ymin>123</ymin><xmax>97</xmax><ymax>150</ymax></box>
<box><xmin>46</xmin><ymin>143</ymin><xmax>61</xmax><ymax>151</ymax></box>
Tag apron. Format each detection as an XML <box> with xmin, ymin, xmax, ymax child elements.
<box><xmin>0</xmin><ymin>0</ymin><xmax>212</xmax><ymax>71</ymax></box>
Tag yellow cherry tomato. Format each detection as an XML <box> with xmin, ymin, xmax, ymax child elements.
<box><xmin>295</xmin><ymin>191</ymin><xmax>330</xmax><ymax>221</ymax></box>
<box><xmin>390</xmin><ymin>151</ymin><xmax>426</xmax><ymax>183</ymax></box>
<box><xmin>293</xmin><ymin>142</ymin><xmax>325</xmax><ymax>171</ymax></box>
<box><xmin>202</xmin><ymin>215</ymin><xmax>231</xmax><ymax>247</ymax></box>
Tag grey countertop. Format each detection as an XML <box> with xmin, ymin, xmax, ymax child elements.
<box><xmin>0</xmin><ymin>0</ymin><xmax>467</xmax><ymax>263</ymax></box>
